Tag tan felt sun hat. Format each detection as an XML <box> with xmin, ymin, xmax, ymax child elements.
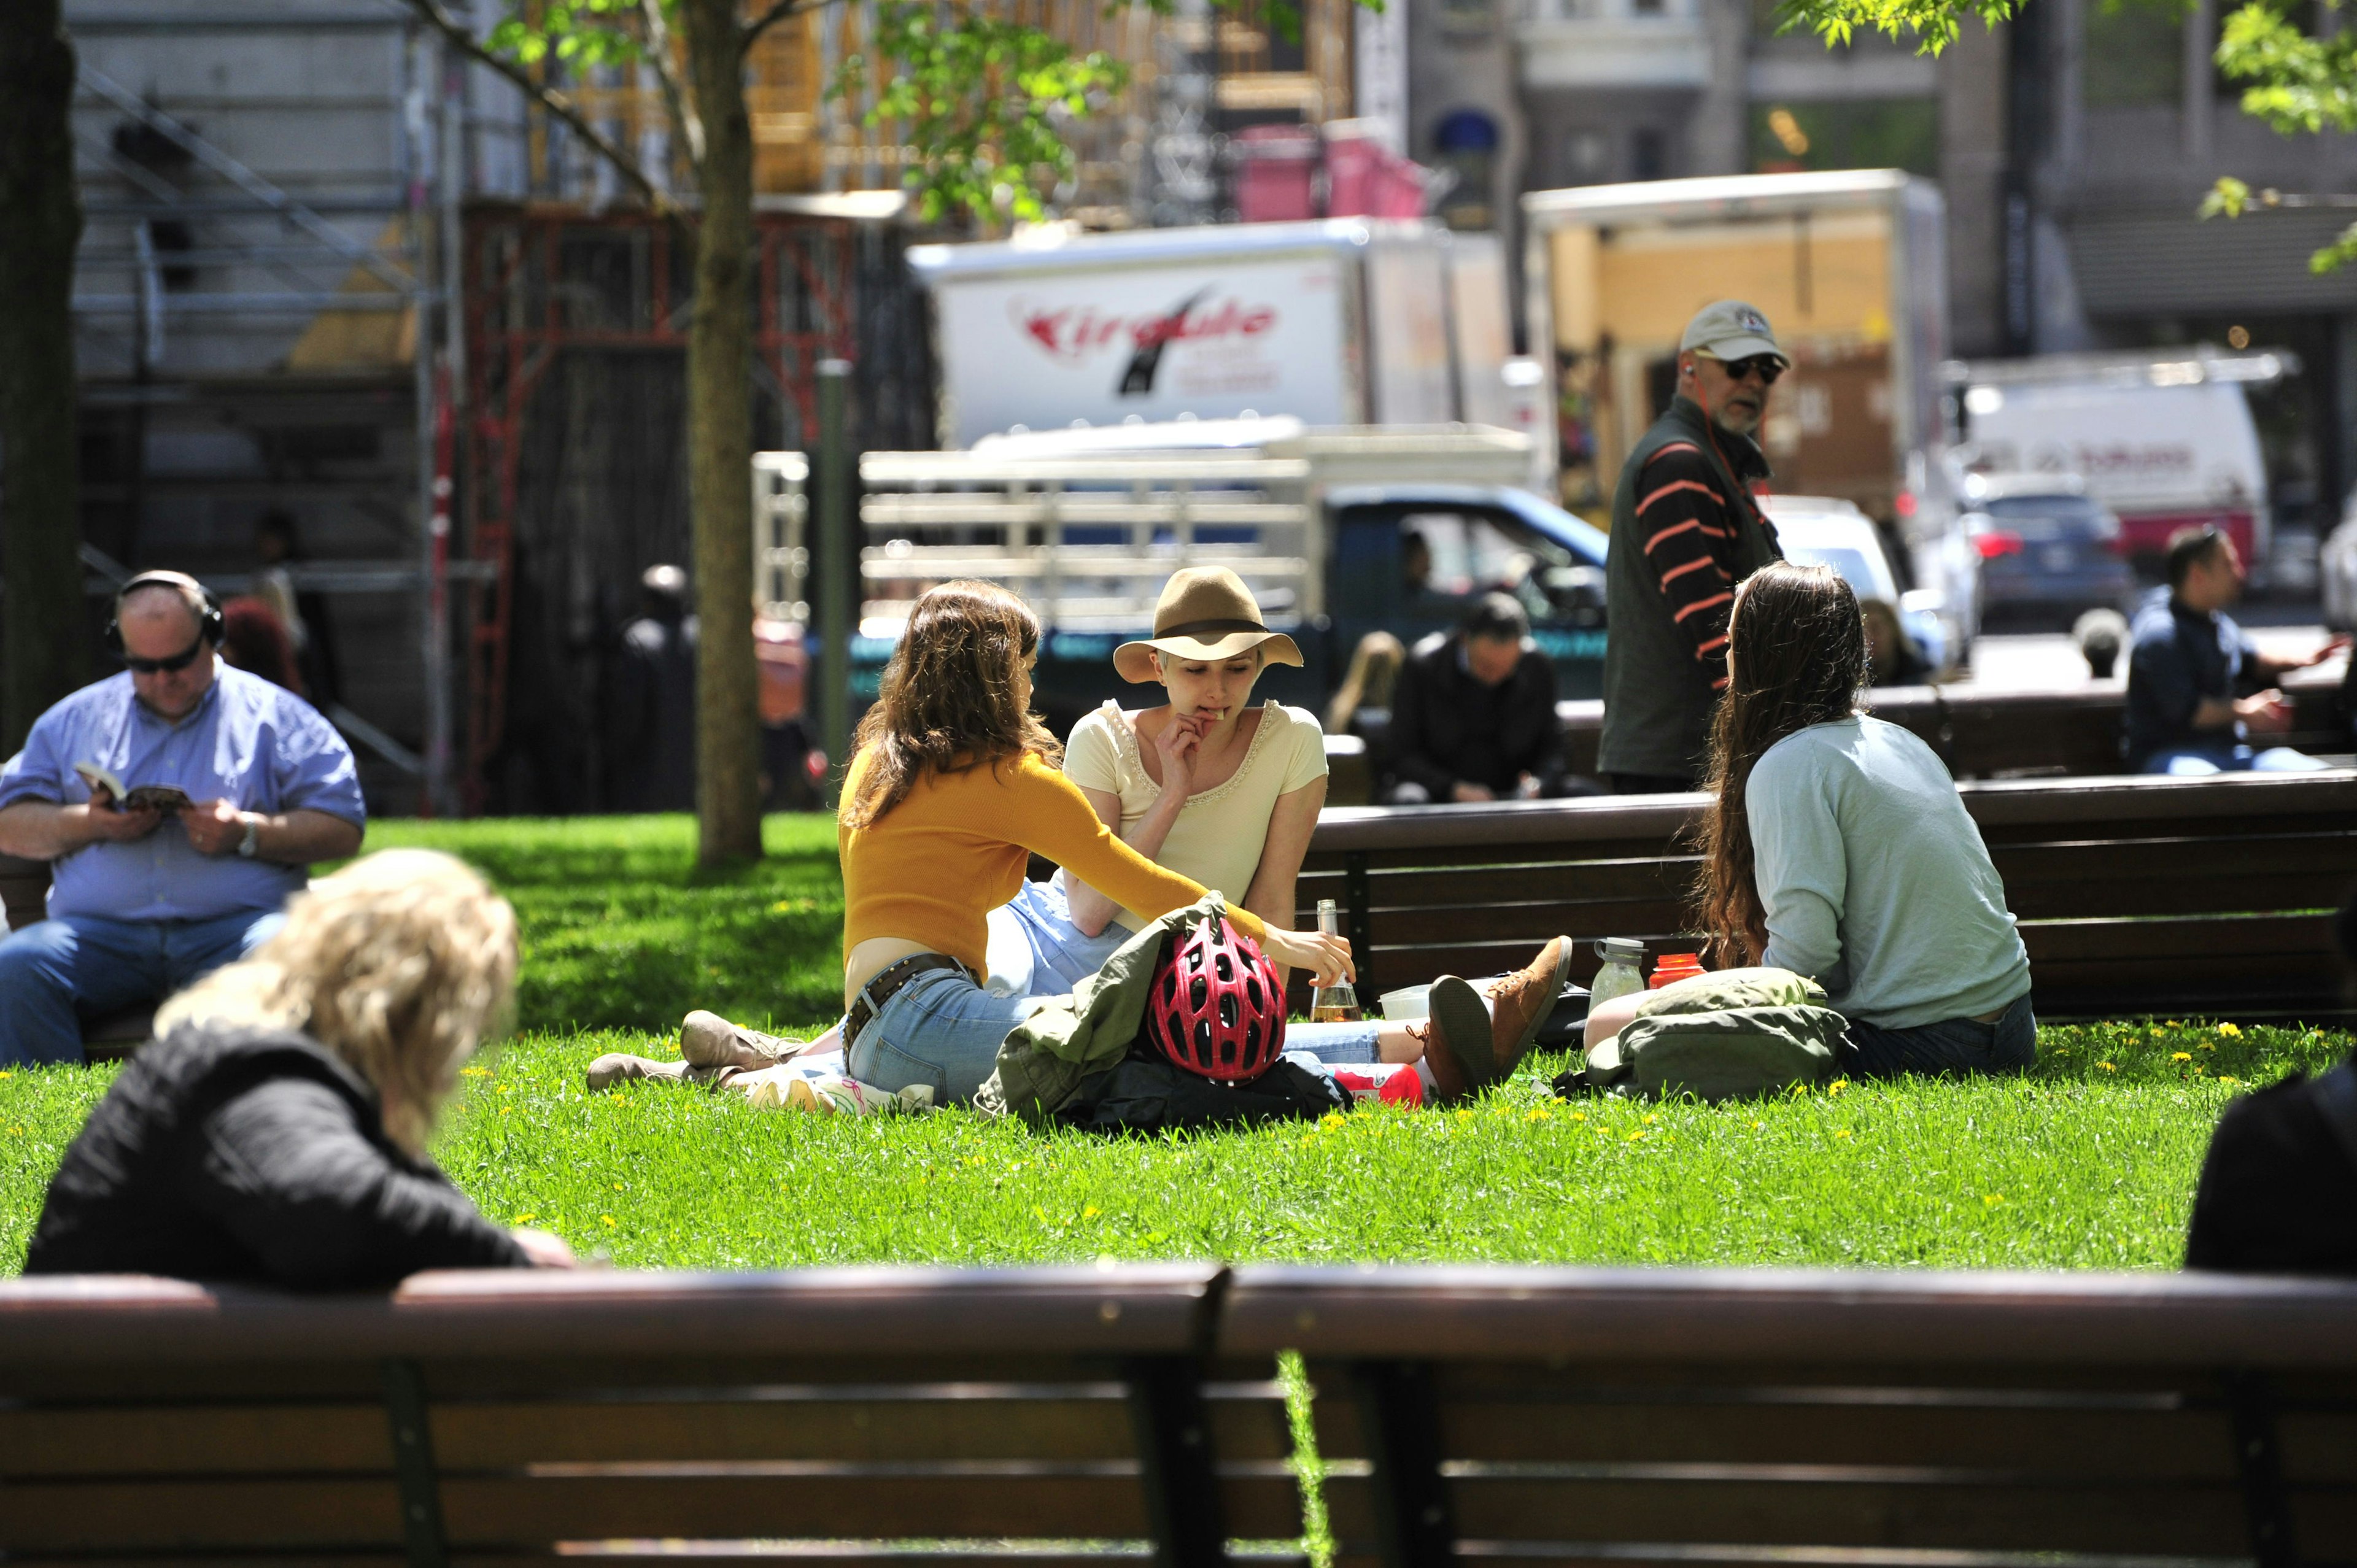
<box><xmin>1113</xmin><ymin>566</ymin><xmax>1304</xmax><ymax>684</ymax></box>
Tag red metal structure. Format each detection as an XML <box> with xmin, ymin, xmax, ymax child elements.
<box><xmin>457</xmin><ymin>203</ymin><xmax>862</xmax><ymax>812</ymax></box>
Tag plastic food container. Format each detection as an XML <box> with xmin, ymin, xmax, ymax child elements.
<box><xmin>1379</xmin><ymin>984</ymin><xmax>1432</xmax><ymax>1021</ymax></box>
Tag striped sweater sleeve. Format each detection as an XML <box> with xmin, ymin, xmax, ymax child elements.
<box><xmin>1631</xmin><ymin>442</ymin><xmax>1740</xmax><ymax>693</ymax></box>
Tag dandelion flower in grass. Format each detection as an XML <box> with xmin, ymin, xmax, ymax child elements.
<box><xmin>2172</xmin><ymin>1052</ymin><xmax>2193</xmax><ymax>1063</ymax></box>
<box><xmin>1571</xmin><ymin>1111</ymin><xmax>1587</xmax><ymax>1122</ymax></box>
<box><xmin>2218</xmin><ymin>1075</ymin><xmax>2240</xmax><ymax>1085</ymax></box>
<box><xmin>600</xmin><ymin>1215</ymin><xmax>617</xmax><ymax>1228</ymax></box>
<box><xmin>1833</xmin><ymin>1129</ymin><xmax>1851</xmax><ymax>1139</ymax></box>
<box><xmin>1982</xmin><ymin>1193</ymin><xmax>2004</xmax><ymax>1207</ymax></box>
<box><xmin>2218</xmin><ymin>1022</ymin><xmax>2243</xmax><ymax>1038</ymax></box>
<box><xmin>2200</xmin><ymin>1042</ymin><xmax>2218</xmax><ymax>1051</ymax></box>
<box><xmin>2097</xmin><ymin>1061</ymin><xmax>2118</xmax><ymax>1072</ymax></box>
<box><xmin>1627</xmin><ymin>1131</ymin><xmax>1647</xmax><ymax>1143</ymax></box>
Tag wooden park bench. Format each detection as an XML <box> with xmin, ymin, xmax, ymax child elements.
<box><xmin>6</xmin><ymin>1263</ymin><xmax>2351</xmax><ymax>1567</ymax></box>
<box><xmin>0</xmin><ymin>1262</ymin><xmax>1305</xmax><ymax>1567</ymax></box>
<box><xmin>1545</xmin><ymin>663</ymin><xmax>2350</xmax><ymax>784</ymax></box>
<box><xmin>1228</xmin><ymin>1263</ymin><xmax>2357</xmax><ymax>1568</ymax></box>
<box><xmin>1298</xmin><ymin>770</ymin><xmax>2357</xmax><ymax>1021</ymax></box>
<box><xmin>0</xmin><ymin>854</ymin><xmax>157</xmax><ymax>1060</ymax></box>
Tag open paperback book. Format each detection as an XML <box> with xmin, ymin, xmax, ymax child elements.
<box><xmin>74</xmin><ymin>762</ymin><xmax>193</xmax><ymax>814</ymax></box>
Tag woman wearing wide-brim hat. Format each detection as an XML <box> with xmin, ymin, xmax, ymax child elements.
<box><xmin>986</xmin><ymin>566</ymin><xmax>1569</xmax><ymax>1101</ymax></box>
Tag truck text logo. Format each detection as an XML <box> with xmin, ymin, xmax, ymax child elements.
<box><xmin>1013</xmin><ymin>290</ymin><xmax>1280</xmax><ymax>396</ymax></box>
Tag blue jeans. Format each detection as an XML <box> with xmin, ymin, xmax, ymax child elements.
<box><xmin>848</xmin><ymin>966</ymin><xmax>1053</xmax><ymax>1105</ymax></box>
<box><xmin>2142</xmin><ymin>744</ymin><xmax>2329</xmax><ymax>776</ymax></box>
<box><xmin>1844</xmin><ymin>992</ymin><xmax>2037</xmax><ymax>1080</ymax></box>
<box><xmin>848</xmin><ymin>961</ymin><xmax>1384</xmax><ymax>1106</ymax></box>
<box><xmin>0</xmin><ymin>910</ymin><xmax>287</xmax><ymax>1067</ymax></box>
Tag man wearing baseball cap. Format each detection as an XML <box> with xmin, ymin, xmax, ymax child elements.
<box><xmin>1597</xmin><ymin>300</ymin><xmax>1789</xmax><ymax>792</ymax></box>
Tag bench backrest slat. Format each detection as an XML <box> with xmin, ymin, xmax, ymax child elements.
<box><xmin>0</xmin><ymin>1267</ymin><xmax>1296</xmax><ymax>1567</ymax></box>
<box><xmin>1225</xmin><ymin>1265</ymin><xmax>2357</xmax><ymax>1568</ymax></box>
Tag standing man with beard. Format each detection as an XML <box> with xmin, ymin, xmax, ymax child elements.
<box><xmin>1598</xmin><ymin>301</ymin><xmax>1789</xmax><ymax>793</ymax></box>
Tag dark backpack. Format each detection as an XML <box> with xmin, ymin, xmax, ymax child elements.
<box><xmin>1054</xmin><ymin>1054</ymin><xmax>1346</xmax><ymax>1135</ymax></box>
<box><xmin>2185</xmin><ymin>1055</ymin><xmax>2357</xmax><ymax>1275</ymax></box>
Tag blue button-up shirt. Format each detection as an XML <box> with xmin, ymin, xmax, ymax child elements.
<box><xmin>0</xmin><ymin>666</ymin><xmax>366</xmax><ymax>922</ymax></box>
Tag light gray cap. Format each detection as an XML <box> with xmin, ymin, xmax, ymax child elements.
<box><xmin>1679</xmin><ymin>299</ymin><xmax>1788</xmax><ymax>366</ymax></box>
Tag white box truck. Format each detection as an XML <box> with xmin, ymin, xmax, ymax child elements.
<box><xmin>907</xmin><ymin>219</ymin><xmax>1522</xmax><ymax>457</ymax></box>
<box><xmin>1951</xmin><ymin>349</ymin><xmax>2285</xmax><ymax>573</ymax></box>
<box><xmin>1522</xmin><ymin>171</ymin><xmax>1972</xmax><ymax>650</ymax></box>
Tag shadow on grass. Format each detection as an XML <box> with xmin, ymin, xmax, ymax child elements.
<box><xmin>363</xmin><ymin>814</ymin><xmax>846</xmax><ymax>1033</ymax></box>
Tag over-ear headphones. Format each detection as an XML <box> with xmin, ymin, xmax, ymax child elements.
<box><xmin>105</xmin><ymin>571</ymin><xmax>225</xmax><ymax>655</ymax></box>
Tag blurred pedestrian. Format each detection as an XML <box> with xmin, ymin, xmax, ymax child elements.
<box><xmin>1859</xmin><ymin>598</ymin><xmax>1927</xmax><ymax>687</ymax></box>
<box><xmin>1326</xmin><ymin>630</ymin><xmax>1404</xmax><ymax>736</ymax></box>
<box><xmin>1384</xmin><ymin>595</ymin><xmax>1572</xmax><ymax>804</ymax></box>
<box><xmin>217</xmin><ymin>596</ymin><xmax>306</xmax><ymax>697</ymax></box>
<box><xmin>1599</xmin><ymin>301</ymin><xmax>1787</xmax><ymax>793</ymax></box>
<box><xmin>611</xmin><ymin>565</ymin><xmax>698</xmax><ymax>812</ymax></box>
<box><xmin>22</xmin><ymin>849</ymin><xmax>575</xmax><ymax>1287</ymax></box>
<box><xmin>255</xmin><ymin>511</ymin><xmax>341</xmax><ymax>710</ymax></box>
<box><xmin>2126</xmin><ymin>526</ymin><xmax>2347</xmax><ymax>774</ymax></box>
<box><xmin>754</xmin><ymin>609</ymin><xmax>814</xmax><ymax>811</ymax></box>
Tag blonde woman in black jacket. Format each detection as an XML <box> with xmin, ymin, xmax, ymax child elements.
<box><xmin>25</xmin><ymin>849</ymin><xmax>573</xmax><ymax>1288</ymax></box>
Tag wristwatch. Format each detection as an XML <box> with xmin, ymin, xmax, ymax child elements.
<box><xmin>236</xmin><ymin>817</ymin><xmax>260</xmax><ymax>859</ymax></box>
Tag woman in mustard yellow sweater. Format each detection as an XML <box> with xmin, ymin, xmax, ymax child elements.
<box><xmin>819</xmin><ymin>581</ymin><xmax>1352</xmax><ymax>1105</ymax></box>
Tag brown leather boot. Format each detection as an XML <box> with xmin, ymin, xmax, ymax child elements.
<box><xmin>680</xmin><ymin>1010</ymin><xmax>808</xmax><ymax>1072</ymax></box>
<box><xmin>1482</xmin><ymin>936</ymin><xmax>1574</xmax><ymax>1066</ymax></box>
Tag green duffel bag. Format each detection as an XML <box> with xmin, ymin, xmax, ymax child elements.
<box><xmin>1555</xmin><ymin>966</ymin><xmax>1851</xmax><ymax>1104</ymax></box>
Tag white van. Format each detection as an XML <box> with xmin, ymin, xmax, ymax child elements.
<box><xmin>1953</xmin><ymin>351</ymin><xmax>2285</xmax><ymax>570</ymax></box>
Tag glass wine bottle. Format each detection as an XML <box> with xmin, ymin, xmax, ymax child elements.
<box><xmin>1309</xmin><ymin>897</ymin><xmax>1362</xmax><ymax>1022</ymax></box>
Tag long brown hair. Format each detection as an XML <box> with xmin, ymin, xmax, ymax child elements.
<box><xmin>842</xmin><ymin>581</ymin><xmax>1062</xmax><ymax>829</ymax></box>
<box><xmin>1693</xmin><ymin>563</ymin><xmax>1866</xmax><ymax>965</ymax></box>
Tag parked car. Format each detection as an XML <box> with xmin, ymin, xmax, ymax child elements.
<box><xmin>1954</xmin><ymin>470</ymin><xmax>2134</xmax><ymax>621</ymax></box>
<box><xmin>1765</xmin><ymin>495</ymin><xmax>1953</xmax><ymax>675</ymax></box>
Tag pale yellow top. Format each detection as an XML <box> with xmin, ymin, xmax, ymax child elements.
<box><xmin>1063</xmin><ymin>700</ymin><xmax>1329</xmax><ymax>932</ymax></box>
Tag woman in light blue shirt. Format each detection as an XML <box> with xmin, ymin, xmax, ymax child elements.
<box><xmin>1589</xmin><ymin>562</ymin><xmax>2034</xmax><ymax>1078</ymax></box>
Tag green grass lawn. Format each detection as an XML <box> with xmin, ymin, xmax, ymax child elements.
<box><xmin>0</xmin><ymin>813</ymin><xmax>2343</xmax><ymax>1276</ymax></box>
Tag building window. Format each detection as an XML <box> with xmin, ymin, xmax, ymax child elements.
<box><xmin>1631</xmin><ymin>126</ymin><xmax>1668</xmax><ymax>180</ymax></box>
<box><xmin>1748</xmin><ymin>98</ymin><xmax>1937</xmax><ymax>176</ymax></box>
<box><xmin>2083</xmin><ymin>2</ymin><xmax>2182</xmax><ymax>107</ymax></box>
<box><xmin>1433</xmin><ymin>109</ymin><xmax>1500</xmax><ymax>230</ymax></box>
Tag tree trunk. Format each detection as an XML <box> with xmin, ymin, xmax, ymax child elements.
<box><xmin>679</xmin><ymin>0</ymin><xmax>764</xmax><ymax>864</ymax></box>
<box><xmin>0</xmin><ymin>0</ymin><xmax>87</xmax><ymax>755</ymax></box>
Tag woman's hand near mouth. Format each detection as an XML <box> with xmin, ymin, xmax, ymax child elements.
<box><xmin>1151</xmin><ymin>713</ymin><xmax>1202</xmax><ymax>796</ymax></box>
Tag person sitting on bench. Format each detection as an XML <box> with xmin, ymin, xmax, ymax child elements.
<box><xmin>1384</xmin><ymin>595</ymin><xmax>1572</xmax><ymax>805</ymax></box>
<box><xmin>0</xmin><ymin>571</ymin><xmax>365</xmax><ymax>1067</ymax></box>
<box><xmin>2126</xmin><ymin>525</ymin><xmax>2346</xmax><ymax>775</ymax></box>
<box><xmin>23</xmin><ymin>849</ymin><xmax>575</xmax><ymax>1287</ymax></box>
<box><xmin>1584</xmin><ymin>563</ymin><xmax>2035</xmax><ymax>1079</ymax></box>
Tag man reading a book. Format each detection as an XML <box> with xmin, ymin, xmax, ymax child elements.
<box><xmin>0</xmin><ymin>571</ymin><xmax>365</xmax><ymax>1066</ymax></box>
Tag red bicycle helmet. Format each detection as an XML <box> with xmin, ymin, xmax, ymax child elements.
<box><xmin>1143</xmin><ymin>913</ymin><xmax>1288</xmax><ymax>1082</ymax></box>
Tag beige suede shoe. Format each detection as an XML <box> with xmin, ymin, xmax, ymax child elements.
<box><xmin>586</xmin><ymin>1054</ymin><xmax>691</xmax><ymax>1092</ymax></box>
<box><xmin>679</xmin><ymin>1010</ymin><xmax>807</xmax><ymax>1071</ymax></box>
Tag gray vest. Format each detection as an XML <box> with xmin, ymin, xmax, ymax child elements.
<box><xmin>1598</xmin><ymin>398</ymin><xmax>1781</xmax><ymax>781</ymax></box>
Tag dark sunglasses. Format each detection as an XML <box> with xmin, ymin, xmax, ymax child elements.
<box><xmin>1711</xmin><ymin>354</ymin><xmax>1785</xmax><ymax>386</ymax></box>
<box><xmin>123</xmin><ymin>636</ymin><xmax>207</xmax><ymax>675</ymax></box>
